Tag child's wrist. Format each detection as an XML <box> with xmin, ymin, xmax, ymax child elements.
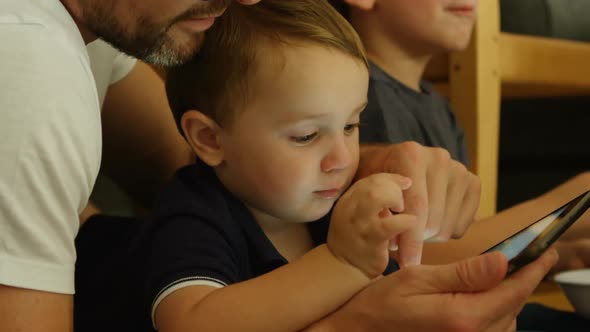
<box><xmin>323</xmin><ymin>244</ymin><xmax>373</xmax><ymax>281</ymax></box>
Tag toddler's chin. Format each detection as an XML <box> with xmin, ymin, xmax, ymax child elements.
<box><xmin>304</xmin><ymin>207</ymin><xmax>334</xmax><ymax>223</ymax></box>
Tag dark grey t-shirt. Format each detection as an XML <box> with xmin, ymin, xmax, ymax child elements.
<box><xmin>360</xmin><ymin>62</ymin><xmax>469</xmax><ymax>165</ymax></box>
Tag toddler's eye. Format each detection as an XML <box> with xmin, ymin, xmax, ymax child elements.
<box><xmin>344</xmin><ymin>123</ymin><xmax>360</xmax><ymax>135</ymax></box>
<box><xmin>291</xmin><ymin>132</ymin><xmax>318</xmax><ymax>144</ymax></box>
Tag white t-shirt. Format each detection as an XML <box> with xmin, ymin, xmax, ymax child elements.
<box><xmin>87</xmin><ymin>39</ymin><xmax>137</xmax><ymax>108</ymax></box>
<box><xmin>86</xmin><ymin>40</ymin><xmax>138</xmax><ymax>217</ymax></box>
<box><xmin>0</xmin><ymin>0</ymin><xmax>134</xmax><ymax>294</ymax></box>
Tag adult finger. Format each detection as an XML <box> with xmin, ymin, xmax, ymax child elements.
<box><xmin>408</xmin><ymin>251</ymin><xmax>555</xmax><ymax>332</ymax></box>
<box><xmin>432</xmin><ymin>162</ymin><xmax>480</xmax><ymax>241</ymax></box>
<box><xmin>483</xmin><ymin>249</ymin><xmax>559</xmax><ymax>317</ymax></box>
<box><xmin>422</xmin><ymin>148</ymin><xmax>451</xmax><ymax>239</ymax></box>
<box><xmin>411</xmin><ymin>251</ymin><xmax>508</xmax><ymax>294</ymax></box>
<box><xmin>428</xmin><ymin>161</ymin><xmax>469</xmax><ymax>241</ymax></box>
<box><xmin>454</xmin><ymin>171</ymin><xmax>481</xmax><ymax>238</ymax></box>
<box><xmin>552</xmin><ymin>239</ymin><xmax>590</xmax><ymax>273</ymax></box>
<box><xmin>393</xmin><ymin>144</ymin><xmax>429</xmax><ymax>266</ymax></box>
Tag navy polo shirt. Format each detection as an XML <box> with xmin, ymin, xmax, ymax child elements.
<box><xmin>146</xmin><ymin>162</ymin><xmax>399</xmax><ymax>325</ymax></box>
<box><xmin>361</xmin><ymin>61</ymin><xmax>469</xmax><ymax>165</ymax></box>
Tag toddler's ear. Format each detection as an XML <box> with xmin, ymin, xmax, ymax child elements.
<box><xmin>181</xmin><ymin>110</ymin><xmax>224</xmax><ymax>166</ymax></box>
<box><xmin>344</xmin><ymin>0</ymin><xmax>375</xmax><ymax>10</ymax></box>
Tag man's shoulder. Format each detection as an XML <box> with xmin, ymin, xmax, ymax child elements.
<box><xmin>1</xmin><ymin>0</ymin><xmax>88</xmax><ymax>58</ymax></box>
<box><xmin>2</xmin><ymin>0</ymin><xmax>70</xmax><ymax>25</ymax></box>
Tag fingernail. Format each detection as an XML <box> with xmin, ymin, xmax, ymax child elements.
<box><xmin>422</xmin><ymin>228</ymin><xmax>438</xmax><ymax>240</ymax></box>
<box><xmin>548</xmin><ymin>248</ymin><xmax>559</xmax><ymax>265</ymax></box>
<box><xmin>402</xmin><ymin>253</ymin><xmax>421</xmax><ymax>266</ymax></box>
<box><xmin>389</xmin><ymin>242</ymin><xmax>399</xmax><ymax>251</ymax></box>
<box><xmin>425</xmin><ymin>236</ymin><xmax>448</xmax><ymax>243</ymax></box>
<box><xmin>401</xmin><ymin>177</ymin><xmax>412</xmax><ymax>190</ymax></box>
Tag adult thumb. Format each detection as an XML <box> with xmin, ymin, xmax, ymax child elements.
<box><xmin>426</xmin><ymin>252</ymin><xmax>509</xmax><ymax>293</ymax></box>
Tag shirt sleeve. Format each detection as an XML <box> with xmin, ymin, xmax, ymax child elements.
<box><xmin>148</xmin><ymin>212</ymin><xmax>241</xmax><ymax>327</ymax></box>
<box><xmin>0</xmin><ymin>25</ymin><xmax>101</xmax><ymax>294</ymax></box>
<box><xmin>109</xmin><ymin>51</ymin><xmax>137</xmax><ymax>84</ymax></box>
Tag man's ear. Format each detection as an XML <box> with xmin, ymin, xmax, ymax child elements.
<box><xmin>181</xmin><ymin>110</ymin><xmax>224</xmax><ymax>166</ymax></box>
<box><xmin>344</xmin><ymin>0</ymin><xmax>375</xmax><ymax>10</ymax></box>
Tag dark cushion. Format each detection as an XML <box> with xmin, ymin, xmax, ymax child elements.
<box><xmin>501</xmin><ymin>0</ymin><xmax>590</xmax><ymax>42</ymax></box>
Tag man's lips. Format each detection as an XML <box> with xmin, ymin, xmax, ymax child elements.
<box><xmin>176</xmin><ymin>11</ymin><xmax>225</xmax><ymax>32</ymax></box>
<box><xmin>178</xmin><ymin>17</ymin><xmax>216</xmax><ymax>32</ymax></box>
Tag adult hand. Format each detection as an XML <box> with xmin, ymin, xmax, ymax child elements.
<box><xmin>552</xmin><ymin>239</ymin><xmax>590</xmax><ymax>274</ymax></box>
<box><xmin>356</xmin><ymin>142</ymin><xmax>481</xmax><ymax>266</ymax></box>
<box><xmin>305</xmin><ymin>250</ymin><xmax>558</xmax><ymax>332</ymax></box>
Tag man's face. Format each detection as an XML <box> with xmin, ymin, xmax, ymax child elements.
<box><xmin>216</xmin><ymin>43</ymin><xmax>368</xmax><ymax>225</ymax></box>
<box><xmin>79</xmin><ymin>0</ymin><xmax>233</xmax><ymax>65</ymax></box>
<box><xmin>376</xmin><ymin>0</ymin><xmax>478</xmax><ymax>54</ymax></box>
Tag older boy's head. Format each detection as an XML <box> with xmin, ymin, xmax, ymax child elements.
<box><xmin>329</xmin><ymin>0</ymin><xmax>478</xmax><ymax>53</ymax></box>
<box><xmin>166</xmin><ymin>0</ymin><xmax>367</xmax><ymax>129</ymax></box>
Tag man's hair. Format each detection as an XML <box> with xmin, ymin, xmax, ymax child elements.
<box><xmin>166</xmin><ymin>0</ymin><xmax>366</xmax><ymax>131</ymax></box>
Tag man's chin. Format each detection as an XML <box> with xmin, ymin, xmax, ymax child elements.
<box><xmin>142</xmin><ymin>34</ymin><xmax>205</xmax><ymax>66</ymax></box>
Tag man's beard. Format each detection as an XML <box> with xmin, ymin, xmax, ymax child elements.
<box><xmin>82</xmin><ymin>0</ymin><xmax>230</xmax><ymax>66</ymax></box>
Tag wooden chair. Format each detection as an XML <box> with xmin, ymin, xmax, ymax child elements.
<box><xmin>425</xmin><ymin>0</ymin><xmax>590</xmax><ymax>218</ymax></box>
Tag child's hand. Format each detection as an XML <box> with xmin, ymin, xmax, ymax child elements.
<box><xmin>327</xmin><ymin>173</ymin><xmax>418</xmax><ymax>278</ymax></box>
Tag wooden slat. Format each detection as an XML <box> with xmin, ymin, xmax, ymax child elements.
<box><xmin>448</xmin><ymin>0</ymin><xmax>501</xmax><ymax>218</ymax></box>
<box><xmin>426</xmin><ymin>33</ymin><xmax>590</xmax><ymax>98</ymax></box>
<box><xmin>435</xmin><ymin>81</ymin><xmax>590</xmax><ymax>100</ymax></box>
<box><xmin>529</xmin><ymin>281</ymin><xmax>574</xmax><ymax>312</ymax></box>
<box><xmin>427</xmin><ymin>29</ymin><xmax>590</xmax><ymax>218</ymax></box>
<box><xmin>502</xmin><ymin>83</ymin><xmax>590</xmax><ymax>99</ymax></box>
<box><xmin>501</xmin><ymin>33</ymin><xmax>590</xmax><ymax>89</ymax></box>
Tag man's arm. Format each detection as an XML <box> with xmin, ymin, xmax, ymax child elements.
<box><xmin>305</xmin><ymin>250</ymin><xmax>558</xmax><ymax>332</ymax></box>
<box><xmin>422</xmin><ymin>172</ymin><xmax>590</xmax><ymax>265</ymax></box>
<box><xmin>0</xmin><ymin>286</ymin><xmax>73</xmax><ymax>332</ymax></box>
<box><xmin>1</xmin><ymin>25</ymin><xmax>95</xmax><ymax>331</ymax></box>
<box><xmin>100</xmin><ymin>61</ymin><xmax>193</xmax><ymax>208</ymax></box>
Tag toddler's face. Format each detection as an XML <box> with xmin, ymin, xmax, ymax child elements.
<box><xmin>216</xmin><ymin>43</ymin><xmax>368</xmax><ymax>224</ymax></box>
<box><xmin>377</xmin><ymin>0</ymin><xmax>478</xmax><ymax>53</ymax></box>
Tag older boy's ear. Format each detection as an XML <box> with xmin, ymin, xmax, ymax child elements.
<box><xmin>344</xmin><ymin>0</ymin><xmax>375</xmax><ymax>10</ymax></box>
<box><xmin>181</xmin><ymin>110</ymin><xmax>224</xmax><ymax>166</ymax></box>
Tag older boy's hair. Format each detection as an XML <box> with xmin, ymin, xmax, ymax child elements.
<box><xmin>166</xmin><ymin>0</ymin><xmax>367</xmax><ymax>131</ymax></box>
<box><xmin>328</xmin><ymin>0</ymin><xmax>349</xmax><ymax>18</ymax></box>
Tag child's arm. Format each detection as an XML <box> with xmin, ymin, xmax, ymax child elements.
<box><xmin>154</xmin><ymin>173</ymin><xmax>416</xmax><ymax>332</ymax></box>
<box><xmin>155</xmin><ymin>244</ymin><xmax>366</xmax><ymax>332</ymax></box>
